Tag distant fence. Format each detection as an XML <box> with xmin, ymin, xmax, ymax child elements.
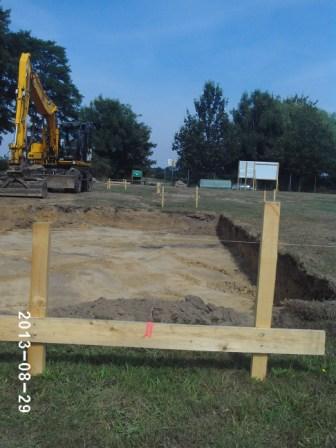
<box><xmin>0</xmin><ymin>201</ymin><xmax>325</xmax><ymax>381</ymax></box>
<box><xmin>106</xmin><ymin>179</ymin><xmax>129</xmax><ymax>190</ymax></box>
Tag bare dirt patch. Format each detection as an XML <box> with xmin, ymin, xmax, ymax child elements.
<box><xmin>0</xmin><ymin>201</ymin><xmax>217</xmax><ymax>235</ymax></box>
<box><xmin>50</xmin><ymin>295</ymin><xmax>252</xmax><ymax>326</ymax></box>
<box><xmin>0</xmin><ymin>218</ymin><xmax>255</xmax><ymax>319</ymax></box>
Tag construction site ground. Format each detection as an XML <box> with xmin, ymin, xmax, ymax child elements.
<box><xmin>1</xmin><ymin>183</ymin><xmax>336</xmax><ymax>448</ymax></box>
<box><xmin>0</xmin><ymin>183</ymin><xmax>335</xmax><ymax>330</ymax></box>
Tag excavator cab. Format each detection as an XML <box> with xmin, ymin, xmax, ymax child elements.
<box><xmin>59</xmin><ymin>122</ymin><xmax>93</xmax><ymax>163</ymax></box>
<box><xmin>27</xmin><ymin>124</ymin><xmax>50</xmax><ymax>162</ymax></box>
<box><xmin>43</xmin><ymin>121</ymin><xmax>93</xmax><ymax>193</ymax></box>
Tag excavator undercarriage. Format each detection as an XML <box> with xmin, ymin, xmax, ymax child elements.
<box><xmin>0</xmin><ymin>165</ymin><xmax>93</xmax><ymax>198</ymax></box>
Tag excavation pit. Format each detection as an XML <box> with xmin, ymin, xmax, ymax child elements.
<box><xmin>0</xmin><ymin>216</ymin><xmax>255</xmax><ymax>321</ymax></box>
<box><xmin>0</xmin><ymin>203</ymin><xmax>333</xmax><ymax>332</ymax></box>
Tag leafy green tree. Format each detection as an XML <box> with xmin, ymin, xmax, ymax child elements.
<box><xmin>148</xmin><ymin>166</ymin><xmax>165</xmax><ymax>179</ymax></box>
<box><xmin>173</xmin><ymin>81</ymin><xmax>234</xmax><ymax>182</ymax></box>
<box><xmin>0</xmin><ymin>3</ymin><xmax>82</xmax><ymax>145</ymax></box>
<box><xmin>280</xmin><ymin>96</ymin><xmax>336</xmax><ymax>190</ymax></box>
<box><xmin>8</xmin><ymin>31</ymin><xmax>82</xmax><ymax>123</ymax></box>
<box><xmin>232</xmin><ymin>90</ymin><xmax>284</xmax><ymax>162</ymax></box>
<box><xmin>0</xmin><ymin>5</ymin><xmax>15</xmax><ymax>140</ymax></box>
<box><xmin>0</xmin><ymin>155</ymin><xmax>8</xmax><ymax>171</ymax></box>
<box><xmin>80</xmin><ymin>96</ymin><xmax>155</xmax><ymax>178</ymax></box>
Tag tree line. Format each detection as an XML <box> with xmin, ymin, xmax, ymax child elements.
<box><xmin>1</xmin><ymin>3</ymin><xmax>336</xmax><ymax>189</ymax></box>
<box><xmin>173</xmin><ymin>82</ymin><xmax>336</xmax><ymax>191</ymax></box>
<box><xmin>0</xmin><ymin>4</ymin><xmax>154</xmax><ymax>177</ymax></box>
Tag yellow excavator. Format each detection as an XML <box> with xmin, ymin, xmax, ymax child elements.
<box><xmin>0</xmin><ymin>53</ymin><xmax>93</xmax><ymax>198</ymax></box>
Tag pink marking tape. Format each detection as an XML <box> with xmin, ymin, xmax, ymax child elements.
<box><xmin>144</xmin><ymin>321</ymin><xmax>154</xmax><ymax>338</ymax></box>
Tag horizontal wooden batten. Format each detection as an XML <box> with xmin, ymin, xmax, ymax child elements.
<box><xmin>0</xmin><ymin>316</ymin><xmax>325</xmax><ymax>356</ymax></box>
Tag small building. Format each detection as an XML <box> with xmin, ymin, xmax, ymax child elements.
<box><xmin>199</xmin><ymin>179</ymin><xmax>232</xmax><ymax>189</ymax></box>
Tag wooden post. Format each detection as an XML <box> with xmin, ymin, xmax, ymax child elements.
<box><xmin>244</xmin><ymin>162</ymin><xmax>248</xmax><ymax>188</ymax></box>
<box><xmin>107</xmin><ymin>178</ymin><xmax>111</xmax><ymax>190</ymax></box>
<box><xmin>195</xmin><ymin>186</ymin><xmax>199</xmax><ymax>209</ymax></box>
<box><xmin>28</xmin><ymin>222</ymin><xmax>50</xmax><ymax>375</ymax></box>
<box><xmin>124</xmin><ymin>179</ymin><xmax>127</xmax><ymax>192</ymax></box>
<box><xmin>156</xmin><ymin>182</ymin><xmax>161</xmax><ymax>195</ymax></box>
<box><xmin>253</xmin><ymin>162</ymin><xmax>256</xmax><ymax>191</ymax></box>
<box><xmin>161</xmin><ymin>185</ymin><xmax>165</xmax><ymax>208</ymax></box>
<box><xmin>263</xmin><ymin>190</ymin><xmax>266</xmax><ymax>202</ymax></box>
<box><xmin>251</xmin><ymin>201</ymin><xmax>280</xmax><ymax>380</ymax></box>
<box><xmin>276</xmin><ymin>163</ymin><xmax>279</xmax><ymax>191</ymax></box>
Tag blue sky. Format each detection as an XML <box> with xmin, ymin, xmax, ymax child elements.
<box><xmin>2</xmin><ymin>0</ymin><xmax>336</xmax><ymax>166</ymax></box>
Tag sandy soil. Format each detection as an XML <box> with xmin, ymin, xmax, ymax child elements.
<box><xmin>0</xmin><ymin>224</ymin><xmax>256</xmax><ymax>318</ymax></box>
<box><xmin>51</xmin><ymin>295</ymin><xmax>253</xmax><ymax>326</ymax></box>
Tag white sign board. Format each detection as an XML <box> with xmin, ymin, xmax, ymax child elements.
<box><xmin>168</xmin><ymin>159</ymin><xmax>176</xmax><ymax>167</ymax></box>
<box><xmin>255</xmin><ymin>163</ymin><xmax>278</xmax><ymax>181</ymax></box>
<box><xmin>239</xmin><ymin>161</ymin><xmax>279</xmax><ymax>181</ymax></box>
<box><xmin>239</xmin><ymin>161</ymin><xmax>254</xmax><ymax>179</ymax></box>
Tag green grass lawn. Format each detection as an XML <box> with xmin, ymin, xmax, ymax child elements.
<box><xmin>1</xmin><ymin>341</ymin><xmax>336</xmax><ymax>448</ymax></box>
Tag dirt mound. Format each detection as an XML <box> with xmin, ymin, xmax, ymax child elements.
<box><xmin>0</xmin><ymin>202</ymin><xmax>217</xmax><ymax>236</ymax></box>
<box><xmin>50</xmin><ymin>295</ymin><xmax>252</xmax><ymax>326</ymax></box>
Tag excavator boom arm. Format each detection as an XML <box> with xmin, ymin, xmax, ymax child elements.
<box><xmin>10</xmin><ymin>52</ymin><xmax>59</xmax><ymax>165</ymax></box>
<box><xmin>11</xmin><ymin>53</ymin><xmax>31</xmax><ymax>164</ymax></box>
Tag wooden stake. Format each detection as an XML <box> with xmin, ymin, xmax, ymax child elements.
<box><xmin>273</xmin><ymin>189</ymin><xmax>276</xmax><ymax>201</ymax></box>
<box><xmin>251</xmin><ymin>202</ymin><xmax>280</xmax><ymax>380</ymax></box>
<box><xmin>253</xmin><ymin>161</ymin><xmax>256</xmax><ymax>191</ymax></box>
<box><xmin>244</xmin><ymin>162</ymin><xmax>248</xmax><ymax>188</ymax></box>
<box><xmin>107</xmin><ymin>178</ymin><xmax>111</xmax><ymax>190</ymax></box>
<box><xmin>124</xmin><ymin>179</ymin><xmax>127</xmax><ymax>192</ymax></box>
<box><xmin>156</xmin><ymin>182</ymin><xmax>161</xmax><ymax>195</ymax></box>
<box><xmin>161</xmin><ymin>185</ymin><xmax>165</xmax><ymax>208</ymax></box>
<box><xmin>276</xmin><ymin>164</ymin><xmax>279</xmax><ymax>191</ymax></box>
<box><xmin>28</xmin><ymin>222</ymin><xmax>50</xmax><ymax>375</ymax></box>
<box><xmin>195</xmin><ymin>186</ymin><xmax>199</xmax><ymax>209</ymax></box>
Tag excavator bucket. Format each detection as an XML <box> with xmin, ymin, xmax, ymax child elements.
<box><xmin>0</xmin><ymin>172</ymin><xmax>47</xmax><ymax>198</ymax></box>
